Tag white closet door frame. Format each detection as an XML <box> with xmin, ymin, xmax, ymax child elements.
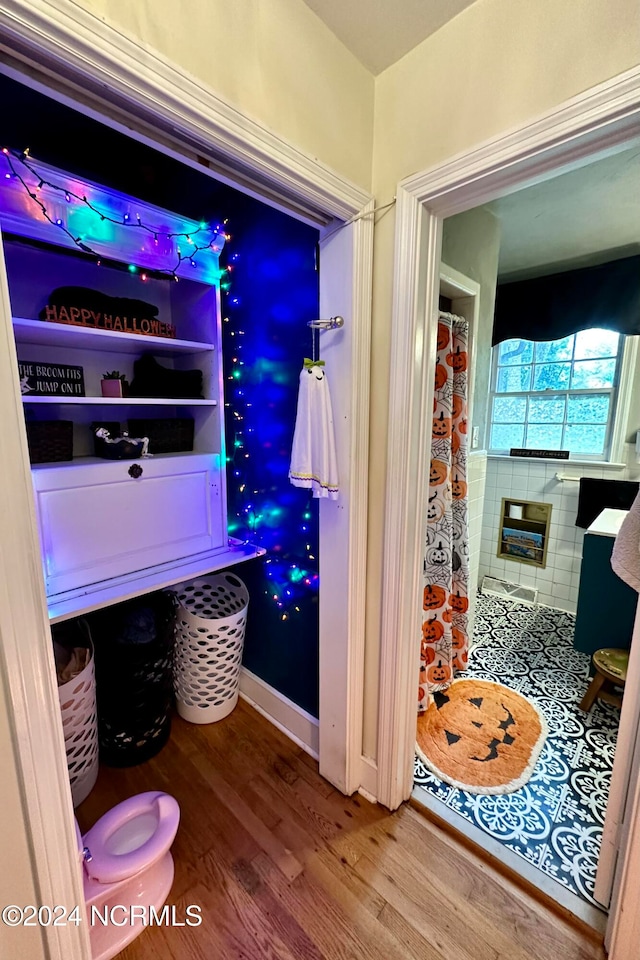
<box><xmin>0</xmin><ymin>5</ymin><xmax>373</xmax><ymax>959</ymax></box>
<box><xmin>378</xmin><ymin>64</ymin><xmax>640</xmax><ymax>956</ymax></box>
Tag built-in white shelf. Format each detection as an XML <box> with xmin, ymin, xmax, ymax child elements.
<box><xmin>23</xmin><ymin>396</ymin><xmax>217</xmax><ymax>406</ymax></box>
<box><xmin>47</xmin><ymin>540</ymin><xmax>265</xmax><ymax>623</ymax></box>
<box><xmin>12</xmin><ymin>316</ymin><xmax>215</xmax><ymax>354</ymax></box>
<box><xmin>30</xmin><ymin>451</ymin><xmax>208</xmax><ymax>471</ymax></box>
<box><xmin>4</xmin><ymin>177</ymin><xmax>256</xmax><ymax>614</ymax></box>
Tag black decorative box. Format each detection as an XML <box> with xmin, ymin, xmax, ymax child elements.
<box><xmin>91</xmin><ymin>422</ymin><xmax>121</xmax><ymax>457</ymax></box>
<box><xmin>128</xmin><ymin>418</ymin><xmax>194</xmax><ymax>455</ymax></box>
<box><xmin>93</xmin><ymin>428</ymin><xmax>146</xmax><ymax>460</ymax></box>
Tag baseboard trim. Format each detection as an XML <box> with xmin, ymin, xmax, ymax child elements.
<box><xmin>238</xmin><ymin>670</ymin><xmax>379</xmax><ymax>802</ymax></box>
<box><xmin>239</xmin><ymin>667</ymin><xmax>319</xmax><ymax>760</ymax></box>
<box><xmin>358</xmin><ymin>755</ymin><xmax>379</xmax><ymax>803</ymax></box>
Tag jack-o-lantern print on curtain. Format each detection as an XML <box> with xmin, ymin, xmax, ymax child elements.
<box><xmin>419</xmin><ymin>312</ymin><xmax>470</xmax><ymax>710</ymax></box>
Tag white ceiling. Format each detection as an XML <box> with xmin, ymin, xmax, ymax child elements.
<box><xmin>301</xmin><ymin>0</ymin><xmax>479</xmax><ymax>74</ymax></box>
<box><xmin>488</xmin><ymin>146</ymin><xmax>640</xmax><ymax>280</ymax></box>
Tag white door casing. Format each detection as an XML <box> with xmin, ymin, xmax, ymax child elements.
<box><xmin>0</xmin><ymin>4</ymin><xmax>373</xmax><ymax>959</ymax></box>
<box><xmin>596</xmin><ymin>603</ymin><xmax>640</xmax><ymax>906</ymax></box>
<box><xmin>378</xmin><ymin>64</ymin><xmax>640</xmax><ymax>954</ymax></box>
<box><xmin>0</xmin><ymin>226</ymin><xmax>92</xmax><ymax>960</ymax></box>
<box><xmin>318</xmin><ymin>203</ymin><xmax>374</xmax><ymax>793</ymax></box>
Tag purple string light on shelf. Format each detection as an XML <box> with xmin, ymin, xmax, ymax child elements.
<box><xmin>0</xmin><ymin>147</ymin><xmax>231</xmax><ymax>282</ymax></box>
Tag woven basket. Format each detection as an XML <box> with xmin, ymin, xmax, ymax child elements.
<box><xmin>128</xmin><ymin>417</ymin><xmax>194</xmax><ymax>454</ymax></box>
<box><xmin>55</xmin><ymin>619</ymin><xmax>99</xmax><ymax>808</ymax></box>
<box><xmin>89</xmin><ymin>592</ymin><xmax>176</xmax><ymax>767</ymax></box>
<box><xmin>25</xmin><ymin>420</ymin><xmax>73</xmax><ymax>464</ymax></box>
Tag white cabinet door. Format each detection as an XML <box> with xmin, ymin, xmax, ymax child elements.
<box><xmin>32</xmin><ymin>454</ymin><xmax>224</xmax><ymax>596</ymax></box>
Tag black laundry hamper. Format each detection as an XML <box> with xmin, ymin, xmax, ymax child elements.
<box><xmin>88</xmin><ymin>591</ymin><xmax>176</xmax><ymax>767</ymax></box>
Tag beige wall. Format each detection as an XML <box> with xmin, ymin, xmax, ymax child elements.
<box><xmin>441</xmin><ymin>206</ymin><xmax>501</xmax><ymax>445</ymax></box>
<box><xmin>78</xmin><ymin>0</ymin><xmax>375</xmax><ymax>191</ymax></box>
<box><xmin>363</xmin><ymin>0</ymin><xmax>640</xmax><ymax>757</ymax></box>
<box><xmin>372</xmin><ymin>0</ymin><xmax>640</xmax><ymax>197</ymax></box>
<box><xmin>0</xmin><ymin>674</ymin><xmax>42</xmax><ymax>959</ymax></box>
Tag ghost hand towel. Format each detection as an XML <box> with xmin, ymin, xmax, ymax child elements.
<box><xmin>289</xmin><ymin>359</ymin><xmax>338</xmax><ymax>500</ymax></box>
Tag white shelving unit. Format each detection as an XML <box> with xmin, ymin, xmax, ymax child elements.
<box><xmin>23</xmin><ymin>395</ymin><xmax>218</xmax><ymax>406</ymax></box>
<box><xmin>1</xmin><ymin>165</ymin><xmax>263</xmax><ymax>619</ymax></box>
<box><xmin>13</xmin><ymin>316</ymin><xmax>216</xmax><ymax>354</ymax></box>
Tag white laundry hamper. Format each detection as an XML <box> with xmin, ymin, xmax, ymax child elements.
<box><xmin>57</xmin><ymin>640</ymin><xmax>99</xmax><ymax>807</ymax></box>
<box><xmin>173</xmin><ymin>573</ymin><xmax>249</xmax><ymax>723</ymax></box>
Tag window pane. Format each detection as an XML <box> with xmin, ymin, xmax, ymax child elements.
<box><xmin>490</xmin><ymin>423</ymin><xmax>524</xmax><ymax>450</ymax></box>
<box><xmin>567</xmin><ymin>394</ymin><xmax>610</xmax><ymax>424</ymax></box>
<box><xmin>574</xmin><ymin>328</ymin><xmax>619</xmax><ymax>361</ymax></box>
<box><xmin>490</xmin><ymin>333</ymin><xmax>622</xmax><ymax>460</ymax></box>
<box><xmin>525</xmin><ymin>423</ymin><xmax>563</xmax><ymax>448</ymax></box>
<box><xmin>493</xmin><ymin>396</ymin><xmax>527</xmax><ymax>422</ymax></box>
<box><xmin>532</xmin><ymin>362</ymin><xmax>571</xmax><ymax>391</ymax></box>
<box><xmin>528</xmin><ymin>396</ymin><xmax>565</xmax><ymax>423</ymax></box>
<box><xmin>565</xmin><ymin>422</ymin><xmax>607</xmax><ymax>455</ymax></box>
<box><xmin>535</xmin><ymin>336</ymin><xmax>574</xmax><ymax>363</ymax></box>
<box><xmin>498</xmin><ymin>339</ymin><xmax>534</xmax><ymax>365</ymax></box>
<box><xmin>571</xmin><ymin>358</ymin><xmax>616</xmax><ymax>389</ymax></box>
<box><xmin>497</xmin><ymin>365</ymin><xmax>532</xmax><ymax>393</ymax></box>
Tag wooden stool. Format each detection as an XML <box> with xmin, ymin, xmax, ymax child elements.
<box><xmin>579</xmin><ymin>648</ymin><xmax>629</xmax><ymax>712</ymax></box>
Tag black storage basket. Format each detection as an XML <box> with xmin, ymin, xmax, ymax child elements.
<box><xmin>128</xmin><ymin>417</ymin><xmax>194</xmax><ymax>454</ymax></box>
<box><xmin>25</xmin><ymin>420</ymin><xmax>73</xmax><ymax>464</ymax></box>
<box><xmin>88</xmin><ymin>591</ymin><xmax>175</xmax><ymax>767</ymax></box>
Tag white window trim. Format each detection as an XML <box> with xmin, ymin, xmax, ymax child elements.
<box><xmin>487</xmin><ymin>334</ymin><xmax>638</xmax><ymax>463</ymax></box>
<box><xmin>610</xmin><ymin>334</ymin><xmax>638</xmax><ymax>463</ymax></box>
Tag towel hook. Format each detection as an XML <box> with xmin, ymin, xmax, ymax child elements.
<box><xmin>307</xmin><ymin>316</ymin><xmax>345</xmax><ymax>330</ymax></box>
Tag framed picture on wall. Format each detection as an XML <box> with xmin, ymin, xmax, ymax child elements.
<box><xmin>501</xmin><ymin>526</ymin><xmax>544</xmax><ymax>563</ymax></box>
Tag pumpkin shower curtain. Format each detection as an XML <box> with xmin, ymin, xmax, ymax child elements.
<box><xmin>418</xmin><ymin>312</ymin><xmax>470</xmax><ymax>710</ymax></box>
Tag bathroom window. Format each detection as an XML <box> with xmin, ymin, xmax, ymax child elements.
<box><xmin>488</xmin><ymin>329</ymin><xmax>624</xmax><ymax>459</ymax></box>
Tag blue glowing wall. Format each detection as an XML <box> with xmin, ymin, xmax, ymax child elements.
<box><xmin>221</xmin><ymin>206</ymin><xmax>320</xmax><ymax>717</ymax></box>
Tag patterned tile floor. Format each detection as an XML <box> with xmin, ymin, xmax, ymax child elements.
<box><xmin>414</xmin><ymin>593</ymin><xmax>620</xmax><ymax>906</ymax></box>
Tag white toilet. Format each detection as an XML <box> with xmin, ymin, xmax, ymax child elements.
<box><xmin>76</xmin><ymin>791</ymin><xmax>180</xmax><ymax>960</ymax></box>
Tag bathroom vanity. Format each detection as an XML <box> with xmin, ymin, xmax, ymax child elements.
<box><xmin>574</xmin><ymin>508</ymin><xmax>636</xmax><ymax>655</ymax></box>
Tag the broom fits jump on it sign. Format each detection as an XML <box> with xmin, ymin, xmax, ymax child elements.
<box><xmin>18</xmin><ymin>360</ymin><xmax>85</xmax><ymax>397</ymax></box>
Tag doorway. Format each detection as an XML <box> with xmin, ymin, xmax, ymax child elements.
<box><xmin>0</xmin><ymin>14</ymin><xmax>372</xmax><ymax>959</ymax></box>
<box><xmin>377</xmin><ymin>69</ymin><xmax>640</xmax><ymax>957</ymax></box>
<box><xmin>413</xmin><ymin>147</ymin><xmax>640</xmax><ymax>913</ymax></box>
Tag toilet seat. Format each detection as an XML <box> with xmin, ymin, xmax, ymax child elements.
<box><xmin>82</xmin><ymin>791</ymin><xmax>179</xmax><ymax>884</ymax></box>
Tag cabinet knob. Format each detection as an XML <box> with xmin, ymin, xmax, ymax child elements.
<box><xmin>128</xmin><ymin>463</ymin><xmax>143</xmax><ymax>479</ymax></box>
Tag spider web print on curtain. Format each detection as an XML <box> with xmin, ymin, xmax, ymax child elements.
<box><xmin>419</xmin><ymin>312</ymin><xmax>470</xmax><ymax>710</ymax></box>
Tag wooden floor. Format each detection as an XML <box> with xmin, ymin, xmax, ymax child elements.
<box><xmin>77</xmin><ymin>700</ymin><xmax>606</xmax><ymax>960</ymax></box>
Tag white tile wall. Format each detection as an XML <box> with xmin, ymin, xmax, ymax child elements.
<box><xmin>478</xmin><ymin>449</ymin><xmax>637</xmax><ymax>613</ymax></box>
<box><xmin>467</xmin><ymin>452</ymin><xmax>487</xmax><ymax>631</ymax></box>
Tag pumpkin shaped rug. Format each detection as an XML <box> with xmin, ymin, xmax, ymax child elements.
<box><xmin>416</xmin><ymin>679</ymin><xmax>548</xmax><ymax>795</ymax></box>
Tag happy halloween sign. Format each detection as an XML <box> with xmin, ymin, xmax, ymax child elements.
<box><xmin>41</xmin><ymin>303</ymin><xmax>177</xmax><ymax>339</ymax></box>
<box><xmin>38</xmin><ymin>287</ymin><xmax>177</xmax><ymax>339</ymax></box>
